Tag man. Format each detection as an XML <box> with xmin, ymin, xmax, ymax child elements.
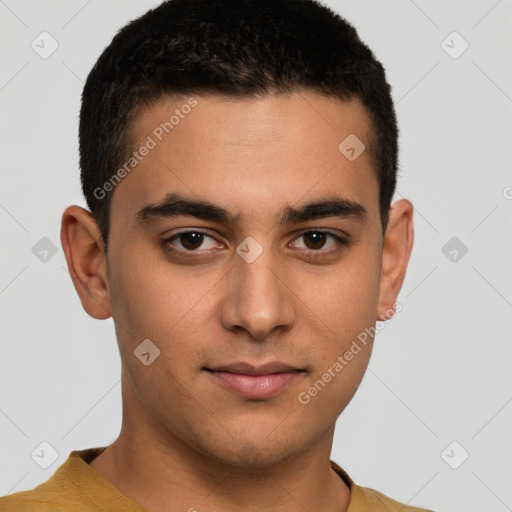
<box><xmin>0</xmin><ymin>0</ymin><xmax>434</xmax><ymax>510</ymax></box>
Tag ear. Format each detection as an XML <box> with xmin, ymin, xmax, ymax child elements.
<box><xmin>60</xmin><ymin>205</ymin><xmax>112</xmax><ymax>320</ymax></box>
<box><xmin>377</xmin><ymin>199</ymin><xmax>414</xmax><ymax>321</ymax></box>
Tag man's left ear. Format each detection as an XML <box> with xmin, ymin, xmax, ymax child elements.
<box><xmin>377</xmin><ymin>198</ymin><xmax>414</xmax><ymax>320</ymax></box>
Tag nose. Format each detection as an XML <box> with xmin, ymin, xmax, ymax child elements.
<box><xmin>220</xmin><ymin>245</ymin><xmax>296</xmax><ymax>340</ymax></box>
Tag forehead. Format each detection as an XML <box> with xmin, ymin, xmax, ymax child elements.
<box><xmin>110</xmin><ymin>91</ymin><xmax>379</xmax><ymax>229</ymax></box>
<box><xmin>131</xmin><ymin>91</ymin><xmax>373</xmax><ymax>152</ymax></box>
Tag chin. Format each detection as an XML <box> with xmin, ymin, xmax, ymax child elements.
<box><xmin>203</xmin><ymin>435</ymin><xmax>304</xmax><ymax>470</ymax></box>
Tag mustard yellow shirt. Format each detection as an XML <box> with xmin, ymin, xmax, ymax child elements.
<box><xmin>0</xmin><ymin>447</ymin><xmax>433</xmax><ymax>511</ymax></box>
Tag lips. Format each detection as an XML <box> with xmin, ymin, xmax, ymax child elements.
<box><xmin>204</xmin><ymin>361</ymin><xmax>306</xmax><ymax>399</ymax></box>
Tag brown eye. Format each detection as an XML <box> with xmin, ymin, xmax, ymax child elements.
<box><xmin>302</xmin><ymin>231</ymin><xmax>328</xmax><ymax>250</ymax></box>
<box><xmin>164</xmin><ymin>230</ymin><xmax>219</xmax><ymax>252</ymax></box>
<box><xmin>179</xmin><ymin>232</ymin><xmax>205</xmax><ymax>250</ymax></box>
<box><xmin>292</xmin><ymin>230</ymin><xmax>348</xmax><ymax>252</ymax></box>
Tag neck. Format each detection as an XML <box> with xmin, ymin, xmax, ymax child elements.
<box><xmin>89</xmin><ymin>380</ymin><xmax>351</xmax><ymax>512</ymax></box>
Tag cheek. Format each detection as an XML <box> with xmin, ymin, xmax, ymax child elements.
<box><xmin>296</xmin><ymin>245</ymin><xmax>381</xmax><ymax>409</ymax></box>
<box><xmin>295</xmin><ymin>265</ymin><xmax>380</xmax><ymax>412</ymax></box>
<box><xmin>295</xmin><ymin>347</ymin><xmax>371</xmax><ymax>426</ymax></box>
<box><xmin>108</xmin><ymin>242</ymin><xmax>213</xmax><ymax>338</ymax></box>
<box><xmin>107</xmin><ymin>244</ymin><xmax>225</xmax><ymax>390</ymax></box>
<box><xmin>307</xmin><ymin>250</ymin><xmax>381</xmax><ymax>344</ymax></box>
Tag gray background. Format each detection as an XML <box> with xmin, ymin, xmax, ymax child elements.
<box><xmin>1</xmin><ymin>1</ymin><xmax>511</xmax><ymax>511</ymax></box>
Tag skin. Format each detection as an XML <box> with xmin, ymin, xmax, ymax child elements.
<box><xmin>61</xmin><ymin>91</ymin><xmax>414</xmax><ymax>512</ymax></box>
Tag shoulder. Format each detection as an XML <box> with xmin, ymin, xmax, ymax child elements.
<box><xmin>329</xmin><ymin>460</ymin><xmax>434</xmax><ymax>512</ymax></box>
<box><xmin>0</xmin><ymin>447</ymin><xmax>109</xmax><ymax>512</ymax></box>
<box><xmin>359</xmin><ymin>485</ymin><xmax>435</xmax><ymax>511</ymax></box>
<box><xmin>0</xmin><ymin>475</ymin><xmax>94</xmax><ymax>512</ymax></box>
<box><xmin>0</xmin><ymin>491</ymin><xmax>72</xmax><ymax>512</ymax></box>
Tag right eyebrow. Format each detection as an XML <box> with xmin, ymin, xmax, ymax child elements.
<box><xmin>135</xmin><ymin>193</ymin><xmax>240</xmax><ymax>225</ymax></box>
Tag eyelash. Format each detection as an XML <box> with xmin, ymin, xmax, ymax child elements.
<box><xmin>161</xmin><ymin>229</ymin><xmax>350</xmax><ymax>258</ymax></box>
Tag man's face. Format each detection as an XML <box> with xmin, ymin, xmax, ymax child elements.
<box><xmin>106</xmin><ymin>92</ymin><xmax>385</xmax><ymax>467</ymax></box>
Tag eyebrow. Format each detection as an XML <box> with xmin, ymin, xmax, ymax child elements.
<box><xmin>135</xmin><ymin>192</ymin><xmax>367</xmax><ymax>226</ymax></box>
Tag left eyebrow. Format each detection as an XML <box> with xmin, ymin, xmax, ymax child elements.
<box><xmin>135</xmin><ymin>192</ymin><xmax>367</xmax><ymax>226</ymax></box>
<box><xmin>278</xmin><ymin>198</ymin><xmax>367</xmax><ymax>224</ymax></box>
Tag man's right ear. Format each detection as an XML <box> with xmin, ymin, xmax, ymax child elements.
<box><xmin>60</xmin><ymin>205</ymin><xmax>112</xmax><ymax>320</ymax></box>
